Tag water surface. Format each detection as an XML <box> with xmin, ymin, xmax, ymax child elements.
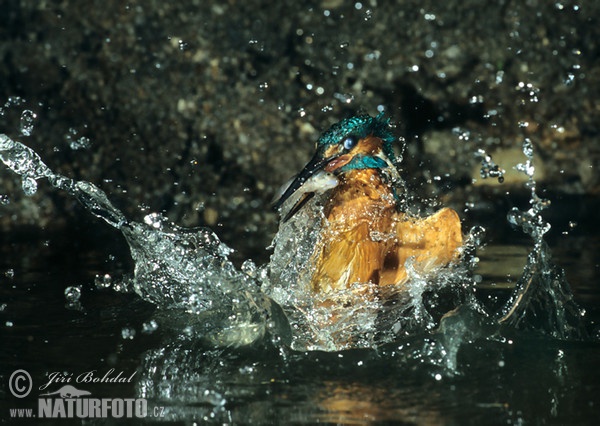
<box><xmin>1</xmin><ymin>196</ymin><xmax>598</xmax><ymax>424</ymax></box>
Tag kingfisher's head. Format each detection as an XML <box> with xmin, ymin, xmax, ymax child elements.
<box><xmin>274</xmin><ymin>113</ymin><xmax>399</xmax><ymax>221</ymax></box>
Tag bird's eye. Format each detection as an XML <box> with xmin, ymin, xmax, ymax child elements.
<box><xmin>343</xmin><ymin>136</ymin><xmax>358</xmax><ymax>150</ymax></box>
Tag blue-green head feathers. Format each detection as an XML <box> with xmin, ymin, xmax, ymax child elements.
<box><xmin>273</xmin><ymin>113</ymin><xmax>400</xmax><ymax>220</ymax></box>
<box><xmin>338</xmin><ymin>154</ymin><xmax>388</xmax><ymax>172</ymax></box>
<box><xmin>317</xmin><ymin>112</ymin><xmax>397</xmax><ymax>163</ymax></box>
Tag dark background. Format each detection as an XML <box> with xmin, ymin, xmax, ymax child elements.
<box><xmin>1</xmin><ymin>0</ymin><xmax>598</xmax><ymax>260</ymax></box>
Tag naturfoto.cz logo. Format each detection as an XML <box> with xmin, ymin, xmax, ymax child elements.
<box><xmin>8</xmin><ymin>369</ymin><xmax>165</xmax><ymax>420</ymax></box>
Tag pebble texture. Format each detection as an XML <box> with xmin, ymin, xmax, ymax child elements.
<box><xmin>0</xmin><ymin>1</ymin><xmax>598</xmax><ymax>258</ymax></box>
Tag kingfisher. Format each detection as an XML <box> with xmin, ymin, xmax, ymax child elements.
<box><xmin>273</xmin><ymin>113</ymin><xmax>463</xmax><ymax>296</ymax></box>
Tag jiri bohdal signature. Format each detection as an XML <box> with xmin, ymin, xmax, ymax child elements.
<box><xmin>39</xmin><ymin>369</ymin><xmax>137</xmax><ymax>391</ymax></box>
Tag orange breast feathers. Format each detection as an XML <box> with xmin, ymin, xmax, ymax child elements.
<box><xmin>310</xmin><ymin>169</ymin><xmax>463</xmax><ymax>294</ymax></box>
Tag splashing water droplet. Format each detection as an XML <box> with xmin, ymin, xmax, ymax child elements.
<box><xmin>142</xmin><ymin>320</ymin><xmax>158</xmax><ymax>334</ymax></box>
<box><xmin>241</xmin><ymin>259</ymin><xmax>257</xmax><ymax>277</ymax></box>
<box><xmin>333</xmin><ymin>92</ymin><xmax>354</xmax><ymax>104</ymax></box>
<box><xmin>19</xmin><ymin>110</ymin><xmax>37</xmax><ymax>136</ymax></box>
<box><xmin>468</xmin><ymin>226</ymin><xmax>486</xmax><ymax>247</ymax></box>
<box><xmin>64</xmin><ymin>285</ymin><xmax>82</xmax><ymax>302</ymax></box>
<box><xmin>94</xmin><ymin>273</ymin><xmax>113</xmax><ymax>289</ymax></box>
<box><xmin>21</xmin><ymin>177</ymin><xmax>38</xmax><ymax>196</ymax></box>
<box><xmin>121</xmin><ymin>327</ymin><xmax>136</xmax><ymax>340</ymax></box>
<box><xmin>522</xmin><ymin>137</ymin><xmax>534</xmax><ymax>158</ymax></box>
<box><xmin>71</xmin><ymin>137</ymin><xmax>91</xmax><ymax>151</ymax></box>
<box><xmin>0</xmin><ymin>128</ymin><xmax>589</xmax><ymax>354</ymax></box>
<box><xmin>475</xmin><ymin>149</ymin><xmax>505</xmax><ymax>183</ymax></box>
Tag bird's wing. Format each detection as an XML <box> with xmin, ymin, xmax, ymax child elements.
<box><xmin>380</xmin><ymin>207</ymin><xmax>463</xmax><ymax>285</ymax></box>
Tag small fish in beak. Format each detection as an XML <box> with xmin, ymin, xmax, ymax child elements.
<box><xmin>274</xmin><ymin>170</ymin><xmax>339</xmax><ymax>222</ymax></box>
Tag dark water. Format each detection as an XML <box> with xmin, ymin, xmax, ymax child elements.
<box><xmin>1</xmin><ymin>195</ymin><xmax>599</xmax><ymax>425</ymax></box>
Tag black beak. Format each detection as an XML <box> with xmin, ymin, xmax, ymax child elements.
<box><xmin>273</xmin><ymin>150</ymin><xmax>330</xmax><ymax>221</ymax></box>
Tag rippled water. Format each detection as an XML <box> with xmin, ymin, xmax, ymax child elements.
<box><xmin>1</xmin><ymin>132</ymin><xmax>599</xmax><ymax>424</ymax></box>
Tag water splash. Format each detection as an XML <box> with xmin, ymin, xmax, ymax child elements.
<box><xmin>267</xmin><ymin>190</ymin><xmax>475</xmax><ymax>351</ymax></box>
<box><xmin>475</xmin><ymin>148</ymin><xmax>505</xmax><ymax>183</ymax></box>
<box><xmin>0</xmin><ymin>129</ymin><xmax>588</xmax><ymax>357</ymax></box>
<box><xmin>0</xmin><ymin>133</ymin><xmax>281</xmax><ymax>347</ymax></box>
<box><xmin>497</xmin><ymin>138</ymin><xmax>586</xmax><ymax>339</ymax></box>
<box><xmin>19</xmin><ymin>110</ymin><xmax>37</xmax><ymax>137</ymax></box>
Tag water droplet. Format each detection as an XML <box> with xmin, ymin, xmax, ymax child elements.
<box><xmin>563</xmin><ymin>72</ymin><xmax>575</xmax><ymax>86</ymax></box>
<box><xmin>475</xmin><ymin>149</ymin><xmax>505</xmax><ymax>183</ymax></box>
<box><xmin>142</xmin><ymin>320</ymin><xmax>158</xmax><ymax>334</ymax></box>
<box><xmin>64</xmin><ymin>285</ymin><xmax>82</xmax><ymax>302</ymax></box>
<box><xmin>468</xmin><ymin>226</ymin><xmax>486</xmax><ymax>247</ymax></box>
<box><xmin>241</xmin><ymin>260</ymin><xmax>257</xmax><ymax>277</ymax></box>
<box><xmin>20</xmin><ymin>110</ymin><xmax>37</xmax><ymax>136</ymax></box>
<box><xmin>94</xmin><ymin>273</ymin><xmax>112</xmax><ymax>289</ymax></box>
<box><xmin>121</xmin><ymin>327</ymin><xmax>136</xmax><ymax>340</ymax></box>
<box><xmin>364</xmin><ymin>50</ymin><xmax>381</xmax><ymax>61</ymax></box>
<box><xmin>495</xmin><ymin>70</ymin><xmax>504</xmax><ymax>84</ymax></box>
<box><xmin>21</xmin><ymin>177</ymin><xmax>38</xmax><ymax>196</ymax></box>
<box><xmin>333</xmin><ymin>92</ymin><xmax>354</xmax><ymax>104</ymax></box>
<box><xmin>507</xmin><ymin>207</ymin><xmax>524</xmax><ymax>228</ymax></box>
<box><xmin>69</xmin><ymin>136</ymin><xmax>91</xmax><ymax>151</ymax></box>
<box><xmin>522</xmin><ymin>138</ymin><xmax>534</xmax><ymax>159</ymax></box>
<box><xmin>144</xmin><ymin>212</ymin><xmax>166</xmax><ymax>229</ymax></box>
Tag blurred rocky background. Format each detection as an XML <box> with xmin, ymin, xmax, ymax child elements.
<box><xmin>1</xmin><ymin>0</ymin><xmax>598</xmax><ymax>261</ymax></box>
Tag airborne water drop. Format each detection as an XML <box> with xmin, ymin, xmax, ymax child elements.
<box><xmin>19</xmin><ymin>110</ymin><xmax>37</xmax><ymax>137</ymax></box>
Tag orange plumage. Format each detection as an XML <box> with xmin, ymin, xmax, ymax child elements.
<box><xmin>274</xmin><ymin>114</ymin><xmax>463</xmax><ymax>297</ymax></box>
<box><xmin>311</xmin><ymin>167</ymin><xmax>462</xmax><ymax>294</ymax></box>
